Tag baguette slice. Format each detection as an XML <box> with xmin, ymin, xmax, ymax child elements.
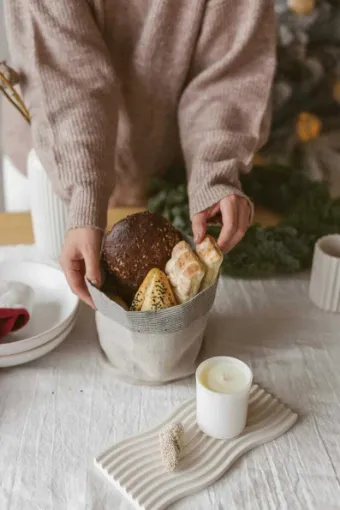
<box><xmin>165</xmin><ymin>241</ymin><xmax>205</xmax><ymax>304</ymax></box>
<box><xmin>131</xmin><ymin>268</ymin><xmax>177</xmax><ymax>311</ymax></box>
<box><xmin>196</xmin><ymin>235</ymin><xmax>223</xmax><ymax>290</ymax></box>
<box><xmin>130</xmin><ymin>269</ymin><xmax>154</xmax><ymax>311</ymax></box>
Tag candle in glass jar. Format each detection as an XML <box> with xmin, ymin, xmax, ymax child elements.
<box><xmin>196</xmin><ymin>357</ymin><xmax>253</xmax><ymax>440</ymax></box>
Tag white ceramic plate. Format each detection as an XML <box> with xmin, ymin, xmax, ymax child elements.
<box><xmin>0</xmin><ymin>314</ymin><xmax>76</xmax><ymax>368</ymax></box>
<box><xmin>0</xmin><ymin>261</ymin><xmax>78</xmax><ymax>356</ymax></box>
<box><xmin>0</xmin><ymin>308</ymin><xmax>78</xmax><ymax>356</ymax></box>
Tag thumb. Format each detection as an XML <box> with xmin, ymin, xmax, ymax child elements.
<box><xmin>192</xmin><ymin>212</ymin><xmax>207</xmax><ymax>245</ymax></box>
<box><xmin>83</xmin><ymin>238</ymin><xmax>102</xmax><ymax>288</ymax></box>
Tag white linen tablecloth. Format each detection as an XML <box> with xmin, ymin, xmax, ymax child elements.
<box><xmin>0</xmin><ymin>245</ymin><xmax>339</xmax><ymax>510</ymax></box>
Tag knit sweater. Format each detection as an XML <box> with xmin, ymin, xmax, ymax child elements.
<box><xmin>4</xmin><ymin>0</ymin><xmax>276</xmax><ymax>230</ymax></box>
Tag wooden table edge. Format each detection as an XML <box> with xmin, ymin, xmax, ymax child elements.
<box><xmin>0</xmin><ymin>206</ymin><xmax>280</xmax><ymax>246</ymax></box>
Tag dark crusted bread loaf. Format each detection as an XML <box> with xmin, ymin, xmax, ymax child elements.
<box><xmin>102</xmin><ymin>211</ymin><xmax>182</xmax><ymax>304</ymax></box>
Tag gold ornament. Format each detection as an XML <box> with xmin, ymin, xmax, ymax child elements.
<box><xmin>288</xmin><ymin>0</ymin><xmax>315</xmax><ymax>15</ymax></box>
<box><xmin>332</xmin><ymin>80</ymin><xmax>340</xmax><ymax>104</ymax></box>
<box><xmin>253</xmin><ymin>153</ymin><xmax>268</xmax><ymax>167</ymax></box>
<box><xmin>296</xmin><ymin>112</ymin><xmax>322</xmax><ymax>142</ymax></box>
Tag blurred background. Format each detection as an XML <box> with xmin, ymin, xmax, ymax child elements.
<box><xmin>2</xmin><ymin>0</ymin><xmax>340</xmax><ymax>212</ymax></box>
<box><xmin>0</xmin><ymin>0</ymin><xmax>6</xmax><ymax>212</ymax></box>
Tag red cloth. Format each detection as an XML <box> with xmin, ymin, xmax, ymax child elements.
<box><xmin>0</xmin><ymin>281</ymin><xmax>33</xmax><ymax>340</ymax></box>
<box><xmin>0</xmin><ymin>307</ymin><xmax>31</xmax><ymax>338</ymax></box>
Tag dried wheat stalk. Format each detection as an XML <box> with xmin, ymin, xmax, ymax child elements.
<box><xmin>0</xmin><ymin>61</ymin><xmax>30</xmax><ymax>124</ymax></box>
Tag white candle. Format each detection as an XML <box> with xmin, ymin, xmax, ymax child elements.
<box><xmin>196</xmin><ymin>357</ymin><xmax>253</xmax><ymax>440</ymax></box>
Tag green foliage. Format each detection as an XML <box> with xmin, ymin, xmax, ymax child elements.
<box><xmin>148</xmin><ymin>165</ymin><xmax>340</xmax><ymax>278</ymax></box>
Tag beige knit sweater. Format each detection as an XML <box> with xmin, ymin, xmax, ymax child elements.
<box><xmin>4</xmin><ymin>0</ymin><xmax>276</xmax><ymax>230</ymax></box>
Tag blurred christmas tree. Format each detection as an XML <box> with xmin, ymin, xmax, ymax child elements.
<box><xmin>149</xmin><ymin>1</ymin><xmax>340</xmax><ymax>277</ymax></box>
<box><xmin>267</xmin><ymin>0</ymin><xmax>340</xmax><ymax>195</ymax></box>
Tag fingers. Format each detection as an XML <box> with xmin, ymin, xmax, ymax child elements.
<box><xmin>217</xmin><ymin>196</ymin><xmax>237</xmax><ymax>252</ymax></box>
<box><xmin>65</xmin><ymin>266</ymin><xmax>95</xmax><ymax>309</ymax></box>
<box><xmin>193</xmin><ymin>196</ymin><xmax>249</xmax><ymax>252</ymax></box>
<box><xmin>217</xmin><ymin>196</ymin><xmax>250</xmax><ymax>253</ymax></box>
<box><xmin>83</xmin><ymin>242</ymin><xmax>102</xmax><ymax>288</ymax></box>
<box><xmin>192</xmin><ymin>212</ymin><xmax>207</xmax><ymax>244</ymax></box>
<box><xmin>59</xmin><ymin>228</ymin><xmax>103</xmax><ymax>309</ymax></box>
<box><xmin>225</xmin><ymin>198</ymin><xmax>250</xmax><ymax>253</ymax></box>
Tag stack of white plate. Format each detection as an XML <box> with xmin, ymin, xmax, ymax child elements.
<box><xmin>0</xmin><ymin>261</ymin><xmax>79</xmax><ymax>367</ymax></box>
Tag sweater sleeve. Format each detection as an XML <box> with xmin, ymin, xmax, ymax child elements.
<box><xmin>178</xmin><ymin>0</ymin><xmax>276</xmax><ymax>218</ymax></box>
<box><xmin>4</xmin><ymin>0</ymin><xmax>117</xmax><ymax>230</ymax></box>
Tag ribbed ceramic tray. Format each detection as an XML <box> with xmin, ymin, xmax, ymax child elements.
<box><xmin>95</xmin><ymin>385</ymin><xmax>298</xmax><ymax>510</ymax></box>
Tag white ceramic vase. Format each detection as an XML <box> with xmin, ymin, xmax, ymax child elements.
<box><xmin>309</xmin><ymin>234</ymin><xmax>340</xmax><ymax>312</ymax></box>
<box><xmin>27</xmin><ymin>149</ymin><xmax>68</xmax><ymax>260</ymax></box>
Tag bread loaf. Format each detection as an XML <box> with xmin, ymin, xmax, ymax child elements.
<box><xmin>102</xmin><ymin>212</ymin><xmax>182</xmax><ymax>304</ymax></box>
<box><xmin>165</xmin><ymin>241</ymin><xmax>205</xmax><ymax>304</ymax></box>
<box><xmin>196</xmin><ymin>236</ymin><xmax>223</xmax><ymax>290</ymax></box>
<box><xmin>131</xmin><ymin>268</ymin><xmax>177</xmax><ymax>311</ymax></box>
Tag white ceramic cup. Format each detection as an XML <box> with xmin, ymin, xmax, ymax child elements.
<box><xmin>196</xmin><ymin>356</ymin><xmax>253</xmax><ymax>440</ymax></box>
<box><xmin>28</xmin><ymin>149</ymin><xmax>68</xmax><ymax>260</ymax></box>
<box><xmin>309</xmin><ymin>234</ymin><xmax>340</xmax><ymax>312</ymax></box>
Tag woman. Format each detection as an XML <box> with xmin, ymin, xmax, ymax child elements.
<box><xmin>4</xmin><ymin>0</ymin><xmax>276</xmax><ymax>307</ymax></box>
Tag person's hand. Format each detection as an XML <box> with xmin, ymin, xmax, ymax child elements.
<box><xmin>192</xmin><ymin>195</ymin><xmax>251</xmax><ymax>253</ymax></box>
<box><xmin>59</xmin><ymin>227</ymin><xmax>102</xmax><ymax>308</ymax></box>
